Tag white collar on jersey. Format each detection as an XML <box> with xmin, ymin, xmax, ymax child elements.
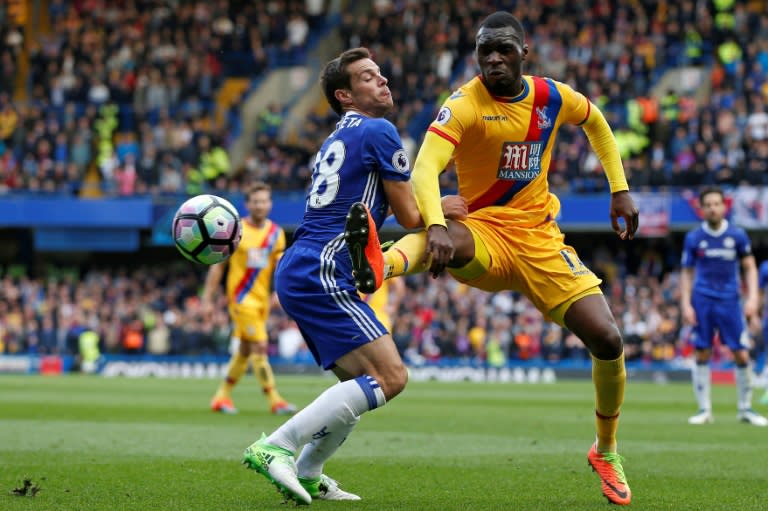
<box><xmin>701</xmin><ymin>219</ymin><xmax>728</xmax><ymax>237</ymax></box>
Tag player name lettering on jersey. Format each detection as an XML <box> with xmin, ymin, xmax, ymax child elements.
<box><xmin>337</xmin><ymin>115</ymin><xmax>363</xmax><ymax>130</ymax></box>
<box><xmin>497</xmin><ymin>141</ymin><xmax>543</xmax><ymax>179</ymax></box>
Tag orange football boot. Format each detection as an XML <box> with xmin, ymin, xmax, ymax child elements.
<box><xmin>344</xmin><ymin>202</ymin><xmax>384</xmax><ymax>294</ymax></box>
<box><xmin>271</xmin><ymin>400</ymin><xmax>297</xmax><ymax>416</ymax></box>
<box><xmin>588</xmin><ymin>442</ymin><xmax>631</xmax><ymax>505</ymax></box>
<box><xmin>210</xmin><ymin>397</ymin><xmax>238</xmax><ymax>414</ymax></box>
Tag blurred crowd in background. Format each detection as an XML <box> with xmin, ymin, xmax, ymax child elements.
<box><xmin>1</xmin><ymin>1</ymin><xmax>767</xmax><ymax>366</ymax></box>
<box><xmin>0</xmin><ymin>0</ymin><xmax>766</xmax><ymax>196</ymax></box>
<box><xmin>0</xmin><ymin>238</ymin><xmax>763</xmax><ymax>369</ymax></box>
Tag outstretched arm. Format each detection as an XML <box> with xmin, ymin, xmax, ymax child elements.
<box><xmin>383</xmin><ymin>195</ymin><xmax>466</xmax><ymax>223</ymax></box>
<box><xmin>411</xmin><ymin>131</ymin><xmax>457</xmax><ymax>275</ymax></box>
<box><xmin>383</xmin><ymin>179</ymin><xmax>423</xmax><ymax>229</ymax></box>
<box><xmin>201</xmin><ymin>262</ymin><xmax>226</xmax><ymax>312</ymax></box>
<box><xmin>581</xmin><ymin>102</ymin><xmax>639</xmax><ymax>239</ymax></box>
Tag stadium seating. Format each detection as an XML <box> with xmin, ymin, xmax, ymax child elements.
<box><xmin>0</xmin><ymin>0</ymin><xmax>765</xmax><ymax>195</ymax></box>
<box><xmin>0</xmin><ymin>1</ymin><xmax>767</xmax><ymax>368</ymax></box>
<box><xmin>0</xmin><ymin>240</ymin><xmax>737</xmax><ymax>370</ymax></box>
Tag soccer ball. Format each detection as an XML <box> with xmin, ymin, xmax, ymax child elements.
<box><xmin>172</xmin><ymin>194</ymin><xmax>242</xmax><ymax>265</ymax></box>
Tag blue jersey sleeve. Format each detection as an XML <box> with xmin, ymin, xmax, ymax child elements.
<box><xmin>363</xmin><ymin>118</ymin><xmax>411</xmax><ymax>182</ymax></box>
<box><xmin>735</xmin><ymin>227</ymin><xmax>753</xmax><ymax>259</ymax></box>
<box><xmin>759</xmin><ymin>261</ymin><xmax>768</xmax><ymax>289</ymax></box>
<box><xmin>681</xmin><ymin>231</ymin><xmax>697</xmax><ymax>268</ymax></box>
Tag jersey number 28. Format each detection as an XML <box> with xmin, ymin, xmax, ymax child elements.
<box><xmin>308</xmin><ymin>140</ymin><xmax>345</xmax><ymax>208</ymax></box>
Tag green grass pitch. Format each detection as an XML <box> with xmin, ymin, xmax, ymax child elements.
<box><xmin>1</xmin><ymin>374</ymin><xmax>765</xmax><ymax>510</ymax></box>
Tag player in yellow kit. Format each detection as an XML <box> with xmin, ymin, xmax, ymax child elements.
<box><xmin>345</xmin><ymin>12</ymin><xmax>638</xmax><ymax>505</ymax></box>
<box><xmin>205</xmin><ymin>182</ymin><xmax>296</xmax><ymax>415</ymax></box>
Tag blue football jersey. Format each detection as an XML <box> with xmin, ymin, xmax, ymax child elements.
<box><xmin>292</xmin><ymin>111</ymin><xmax>411</xmax><ymax>244</ymax></box>
<box><xmin>681</xmin><ymin>220</ymin><xmax>752</xmax><ymax>300</ymax></box>
<box><xmin>759</xmin><ymin>260</ymin><xmax>768</xmax><ymax>317</ymax></box>
<box><xmin>275</xmin><ymin>111</ymin><xmax>412</xmax><ymax>368</ymax></box>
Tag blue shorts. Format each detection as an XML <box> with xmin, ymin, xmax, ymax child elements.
<box><xmin>763</xmin><ymin>317</ymin><xmax>768</xmax><ymax>345</ymax></box>
<box><xmin>691</xmin><ymin>294</ymin><xmax>749</xmax><ymax>352</ymax></box>
<box><xmin>275</xmin><ymin>240</ymin><xmax>387</xmax><ymax>370</ymax></box>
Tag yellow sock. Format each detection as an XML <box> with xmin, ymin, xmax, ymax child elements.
<box><xmin>383</xmin><ymin>232</ymin><xmax>430</xmax><ymax>279</ymax></box>
<box><xmin>215</xmin><ymin>352</ymin><xmax>249</xmax><ymax>399</ymax></box>
<box><xmin>592</xmin><ymin>353</ymin><xmax>626</xmax><ymax>453</ymax></box>
<box><xmin>385</xmin><ymin>228</ymin><xmax>491</xmax><ymax>281</ymax></box>
<box><xmin>447</xmin><ymin>229</ymin><xmax>491</xmax><ymax>281</ymax></box>
<box><xmin>250</xmin><ymin>353</ymin><xmax>283</xmax><ymax>404</ymax></box>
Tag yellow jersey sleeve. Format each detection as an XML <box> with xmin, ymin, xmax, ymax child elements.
<box><xmin>555</xmin><ymin>79</ymin><xmax>628</xmax><ymax>192</ymax></box>
<box><xmin>553</xmin><ymin>80</ymin><xmax>591</xmax><ymax>126</ymax></box>
<box><xmin>427</xmin><ymin>86</ymin><xmax>478</xmax><ymax>147</ymax></box>
<box><xmin>411</xmin><ymin>132</ymin><xmax>454</xmax><ymax>227</ymax></box>
<box><xmin>410</xmin><ymin>85</ymin><xmax>481</xmax><ymax>227</ymax></box>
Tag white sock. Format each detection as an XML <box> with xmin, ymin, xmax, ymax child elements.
<box><xmin>692</xmin><ymin>363</ymin><xmax>711</xmax><ymax>412</ymax></box>
<box><xmin>267</xmin><ymin>375</ymin><xmax>385</xmax><ymax>453</ymax></box>
<box><xmin>735</xmin><ymin>365</ymin><xmax>752</xmax><ymax>412</ymax></box>
<box><xmin>296</xmin><ymin>415</ymin><xmax>360</xmax><ymax>480</ymax></box>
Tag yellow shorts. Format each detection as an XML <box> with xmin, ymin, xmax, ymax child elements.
<box><xmin>229</xmin><ymin>304</ymin><xmax>268</xmax><ymax>343</ymax></box>
<box><xmin>449</xmin><ymin>207</ymin><xmax>602</xmax><ymax>316</ymax></box>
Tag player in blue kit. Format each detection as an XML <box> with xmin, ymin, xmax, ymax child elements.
<box><xmin>240</xmin><ymin>47</ymin><xmax>464</xmax><ymax>504</ymax></box>
<box><xmin>680</xmin><ymin>186</ymin><xmax>767</xmax><ymax>426</ymax></box>
<box><xmin>758</xmin><ymin>260</ymin><xmax>768</xmax><ymax>404</ymax></box>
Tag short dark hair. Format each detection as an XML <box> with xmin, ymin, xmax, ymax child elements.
<box><xmin>247</xmin><ymin>181</ymin><xmax>271</xmax><ymax>199</ymax></box>
<box><xmin>478</xmin><ymin>11</ymin><xmax>525</xmax><ymax>41</ymax></box>
<box><xmin>320</xmin><ymin>47</ymin><xmax>371</xmax><ymax>116</ymax></box>
<box><xmin>699</xmin><ymin>186</ymin><xmax>724</xmax><ymax>204</ymax></box>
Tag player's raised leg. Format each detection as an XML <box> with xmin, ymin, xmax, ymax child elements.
<box><xmin>345</xmin><ymin>199</ymin><xmax>478</xmax><ymax>288</ymax></box>
<box><xmin>344</xmin><ymin>202</ymin><xmax>385</xmax><ymax>293</ymax></box>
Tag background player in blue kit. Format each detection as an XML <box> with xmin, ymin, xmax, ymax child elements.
<box><xmin>680</xmin><ymin>186</ymin><xmax>767</xmax><ymax>426</ymax></box>
<box><xmin>758</xmin><ymin>259</ymin><xmax>768</xmax><ymax>404</ymax></box>
<box><xmin>240</xmin><ymin>47</ymin><xmax>464</xmax><ymax>504</ymax></box>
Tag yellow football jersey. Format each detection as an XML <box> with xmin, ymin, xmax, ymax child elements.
<box><xmin>225</xmin><ymin>218</ymin><xmax>285</xmax><ymax>309</ymax></box>
<box><xmin>428</xmin><ymin>74</ymin><xmax>590</xmax><ymax>220</ymax></box>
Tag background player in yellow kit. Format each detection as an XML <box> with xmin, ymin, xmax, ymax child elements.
<box><xmin>204</xmin><ymin>182</ymin><xmax>296</xmax><ymax>415</ymax></box>
<box><xmin>346</xmin><ymin>11</ymin><xmax>638</xmax><ymax>506</ymax></box>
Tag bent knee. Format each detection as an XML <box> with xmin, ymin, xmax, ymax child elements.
<box><xmin>590</xmin><ymin>324</ymin><xmax>624</xmax><ymax>360</ymax></box>
<box><xmin>378</xmin><ymin>362</ymin><xmax>408</xmax><ymax>401</ymax></box>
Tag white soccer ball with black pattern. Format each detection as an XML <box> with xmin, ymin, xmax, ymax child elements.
<box><xmin>172</xmin><ymin>194</ymin><xmax>242</xmax><ymax>265</ymax></box>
